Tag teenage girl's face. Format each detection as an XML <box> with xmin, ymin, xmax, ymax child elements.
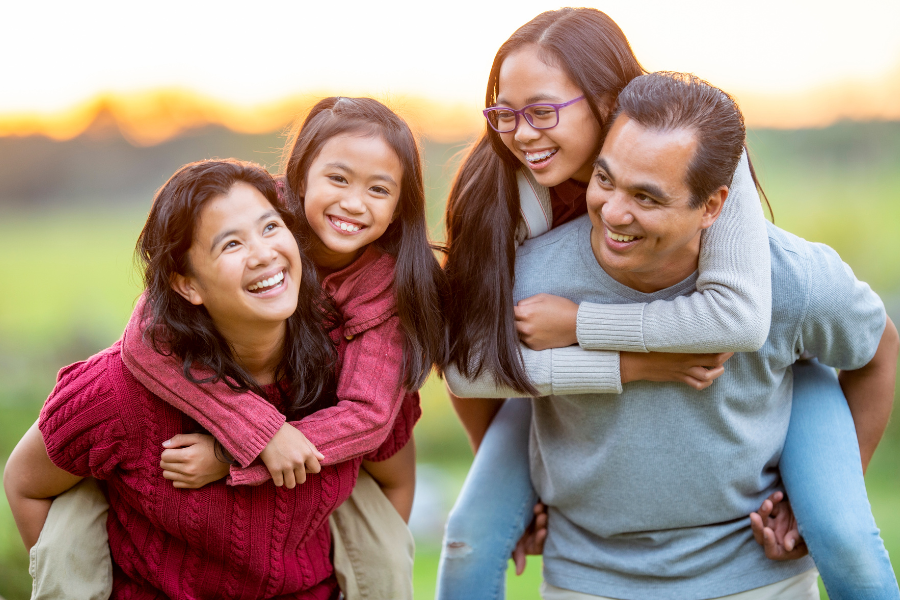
<box><xmin>303</xmin><ymin>133</ymin><xmax>403</xmax><ymax>271</ymax></box>
<box><xmin>172</xmin><ymin>182</ymin><xmax>302</xmax><ymax>336</ymax></box>
<box><xmin>496</xmin><ymin>44</ymin><xmax>603</xmax><ymax>187</ymax></box>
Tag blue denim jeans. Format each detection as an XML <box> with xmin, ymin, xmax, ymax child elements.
<box><xmin>435</xmin><ymin>397</ymin><xmax>537</xmax><ymax>600</ymax></box>
<box><xmin>436</xmin><ymin>364</ymin><xmax>899</xmax><ymax>600</ymax></box>
<box><xmin>781</xmin><ymin>359</ymin><xmax>899</xmax><ymax>599</ymax></box>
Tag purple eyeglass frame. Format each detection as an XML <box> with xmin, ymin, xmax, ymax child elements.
<box><xmin>482</xmin><ymin>95</ymin><xmax>585</xmax><ymax>133</ymax></box>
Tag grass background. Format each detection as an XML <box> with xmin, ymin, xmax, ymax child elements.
<box><xmin>1</xmin><ymin>121</ymin><xmax>899</xmax><ymax>599</ymax></box>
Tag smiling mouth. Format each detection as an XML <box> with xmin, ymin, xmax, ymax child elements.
<box><xmin>247</xmin><ymin>270</ymin><xmax>285</xmax><ymax>294</ymax></box>
<box><xmin>524</xmin><ymin>149</ymin><xmax>558</xmax><ymax>164</ymax></box>
<box><xmin>606</xmin><ymin>228</ymin><xmax>642</xmax><ymax>243</ymax></box>
<box><xmin>329</xmin><ymin>216</ymin><xmax>365</xmax><ymax>233</ymax></box>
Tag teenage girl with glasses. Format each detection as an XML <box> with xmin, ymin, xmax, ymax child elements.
<box><xmin>438</xmin><ymin>7</ymin><xmax>898</xmax><ymax>600</ymax></box>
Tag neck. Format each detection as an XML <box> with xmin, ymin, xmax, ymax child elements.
<box><xmin>310</xmin><ymin>239</ymin><xmax>362</xmax><ymax>274</ymax></box>
<box><xmin>590</xmin><ymin>227</ymin><xmax>701</xmax><ymax>294</ymax></box>
<box><xmin>216</xmin><ymin>319</ymin><xmax>286</xmax><ymax>385</ymax></box>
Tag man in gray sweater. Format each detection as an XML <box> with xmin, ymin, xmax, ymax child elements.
<box><xmin>450</xmin><ymin>72</ymin><xmax>898</xmax><ymax>599</ymax></box>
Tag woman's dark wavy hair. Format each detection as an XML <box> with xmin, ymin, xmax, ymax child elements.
<box><xmin>281</xmin><ymin>97</ymin><xmax>448</xmax><ymax>389</ymax></box>
<box><xmin>443</xmin><ymin>8</ymin><xmax>644</xmax><ymax>394</ymax></box>
<box><xmin>135</xmin><ymin>159</ymin><xmax>338</xmax><ymax>419</ymax></box>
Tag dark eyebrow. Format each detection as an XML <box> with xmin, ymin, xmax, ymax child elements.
<box><xmin>325</xmin><ymin>161</ymin><xmax>398</xmax><ymax>187</ymax></box>
<box><xmin>210</xmin><ymin>210</ymin><xmax>280</xmax><ymax>252</ymax></box>
<box><xmin>594</xmin><ymin>156</ymin><xmax>672</xmax><ymax>203</ymax></box>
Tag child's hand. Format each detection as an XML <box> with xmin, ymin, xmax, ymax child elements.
<box><xmin>749</xmin><ymin>491</ymin><xmax>808</xmax><ymax>560</ymax></box>
<box><xmin>258</xmin><ymin>423</ymin><xmax>324</xmax><ymax>489</ymax></box>
<box><xmin>620</xmin><ymin>351</ymin><xmax>733</xmax><ymax>390</ymax></box>
<box><xmin>512</xmin><ymin>502</ymin><xmax>548</xmax><ymax>575</ymax></box>
<box><xmin>160</xmin><ymin>434</ymin><xmax>229</xmax><ymax>489</ymax></box>
<box><xmin>515</xmin><ymin>294</ymin><xmax>579</xmax><ymax>350</ymax></box>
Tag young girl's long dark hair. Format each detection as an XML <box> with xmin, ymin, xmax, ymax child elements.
<box><xmin>282</xmin><ymin>97</ymin><xmax>448</xmax><ymax>389</ymax></box>
<box><xmin>444</xmin><ymin>8</ymin><xmax>644</xmax><ymax>393</ymax></box>
<box><xmin>136</xmin><ymin>159</ymin><xmax>338</xmax><ymax>419</ymax></box>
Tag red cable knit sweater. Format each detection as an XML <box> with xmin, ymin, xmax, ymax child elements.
<box><xmin>39</xmin><ymin>342</ymin><xmax>355</xmax><ymax>599</ymax></box>
<box><xmin>121</xmin><ymin>246</ymin><xmax>421</xmax><ymax>485</ymax></box>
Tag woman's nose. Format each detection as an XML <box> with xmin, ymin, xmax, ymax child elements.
<box><xmin>513</xmin><ymin>118</ymin><xmax>541</xmax><ymax>144</ymax></box>
<box><xmin>248</xmin><ymin>238</ymin><xmax>279</xmax><ymax>266</ymax></box>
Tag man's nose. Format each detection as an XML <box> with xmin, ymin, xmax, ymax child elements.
<box><xmin>600</xmin><ymin>192</ymin><xmax>634</xmax><ymax>227</ymax></box>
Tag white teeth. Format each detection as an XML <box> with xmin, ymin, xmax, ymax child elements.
<box><xmin>248</xmin><ymin>270</ymin><xmax>284</xmax><ymax>292</ymax></box>
<box><xmin>525</xmin><ymin>149</ymin><xmax>557</xmax><ymax>163</ymax></box>
<box><xmin>333</xmin><ymin>218</ymin><xmax>360</xmax><ymax>233</ymax></box>
<box><xmin>606</xmin><ymin>229</ymin><xmax>638</xmax><ymax>243</ymax></box>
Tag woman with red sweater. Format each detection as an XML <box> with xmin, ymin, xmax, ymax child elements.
<box><xmin>3</xmin><ymin>159</ymin><xmax>353</xmax><ymax>599</ymax></box>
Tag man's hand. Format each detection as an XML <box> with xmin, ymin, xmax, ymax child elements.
<box><xmin>160</xmin><ymin>434</ymin><xmax>229</xmax><ymax>489</ymax></box>
<box><xmin>749</xmin><ymin>491</ymin><xmax>808</xmax><ymax>560</ymax></box>
<box><xmin>515</xmin><ymin>294</ymin><xmax>579</xmax><ymax>350</ymax></box>
<box><xmin>620</xmin><ymin>351</ymin><xmax>733</xmax><ymax>390</ymax></box>
<box><xmin>258</xmin><ymin>423</ymin><xmax>324</xmax><ymax>489</ymax></box>
<box><xmin>512</xmin><ymin>502</ymin><xmax>548</xmax><ymax>575</ymax></box>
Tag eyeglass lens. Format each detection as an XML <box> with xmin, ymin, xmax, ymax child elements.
<box><xmin>488</xmin><ymin>105</ymin><xmax>560</xmax><ymax>132</ymax></box>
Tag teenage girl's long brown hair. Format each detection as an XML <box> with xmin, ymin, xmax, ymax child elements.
<box><xmin>443</xmin><ymin>8</ymin><xmax>644</xmax><ymax>393</ymax></box>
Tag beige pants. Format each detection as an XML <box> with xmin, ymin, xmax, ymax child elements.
<box><xmin>540</xmin><ymin>569</ymin><xmax>820</xmax><ymax>600</ymax></box>
<box><xmin>31</xmin><ymin>470</ymin><xmax>414</xmax><ymax>600</ymax></box>
<box><xmin>29</xmin><ymin>478</ymin><xmax>112</xmax><ymax>600</ymax></box>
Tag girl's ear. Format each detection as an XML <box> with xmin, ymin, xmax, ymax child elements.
<box><xmin>170</xmin><ymin>273</ymin><xmax>204</xmax><ymax>306</ymax></box>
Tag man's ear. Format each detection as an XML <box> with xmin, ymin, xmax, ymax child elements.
<box><xmin>699</xmin><ymin>185</ymin><xmax>728</xmax><ymax>230</ymax></box>
<box><xmin>170</xmin><ymin>273</ymin><xmax>204</xmax><ymax>306</ymax></box>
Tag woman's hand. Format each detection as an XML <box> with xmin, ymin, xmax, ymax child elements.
<box><xmin>512</xmin><ymin>502</ymin><xmax>548</xmax><ymax>576</ymax></box>
<box><xmin>749</xmin><ymin>491</ymin><xmax>808</xmax><ymax>560</ymax></box>
<box><xmin>257</xmin><ymin>423</ymin><xmax>324</xmax><ymax>489</ymax></box>
<box><xmin>160</xmin><ymin>434</ymin><xmax>229</xmax><ymax>489</ymax></box>
<box><xmin>620</xmin><ymin>351</ymin><xmax>733</xmax><ymax>390</ymax></box>
<box><xmin>515</xmin><ymin>294</ymin><xmax>579</xmax><ymax>350</ymax></box>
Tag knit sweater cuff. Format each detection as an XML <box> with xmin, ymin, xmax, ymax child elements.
<box><xmin>549</xmin><ymin>347</ymin><xmax>622</xmax><ymax>395</ymax></box>
<box><xmin>231</xmin><ymin>411</ymin><xmax>285</xmax><ymax>468</ymax></box>
<box><xmin>521</xmin><ymin>348</ymin><xmax>553</xmax><ymax>396</ymax></box>
<box><xmin>576</xmin><ymin>302</ymin><xmax>648</xmax><ymax>352</ymax></box>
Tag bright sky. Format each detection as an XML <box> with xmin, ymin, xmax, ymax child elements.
<box><xmin>3</xmin><ymin>0</ymin><xmax>899</xmax><ymax>115</ymax></box>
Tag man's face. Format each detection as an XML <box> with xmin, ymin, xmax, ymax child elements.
<box><xmin>586</xmin><ymin>115</ymin><xmax>723</xmax><ymax>293</ymax></box>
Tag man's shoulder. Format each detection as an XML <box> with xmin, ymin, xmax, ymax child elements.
<box><xmin>518</xmin><ymin>214</ymin><xmax>590</xmax><ymax>258</ymax></box>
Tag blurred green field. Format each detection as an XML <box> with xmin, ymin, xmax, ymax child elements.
<box><xmin>0</xmin><ymin>121</ymin><xmax>899</xmax><ymax>599</ymax></box>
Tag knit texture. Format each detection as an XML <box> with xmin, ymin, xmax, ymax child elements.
<box><xmin>513</xmin><ymin>218</ymin><xmax>884</xmax><ymax>599</ymax></box>
<box><xmin>40</xmin><ymin>342</ymin><xmax>356</xmax><ymax>599</ymax></box>
<box><xmin>575</xmin><ymin>151</ymin><xmax>772</xmax><ymax>353</ymax></box>
<box><xmin>122</xmin><ymin>245</ymin><xmax>419</xmax><ymax>483</ymax></box>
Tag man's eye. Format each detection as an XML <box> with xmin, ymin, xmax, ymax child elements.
<box><xmin>595</xmin><ymin>172</ymin><xmax>611</xmax><ymax>185</ymax></box>
<box><xmin>635</xmin><ymin>193</ymin><xmax>655</xmax><ymax>204</ymax></box>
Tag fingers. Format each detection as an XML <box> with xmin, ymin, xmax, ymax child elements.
<box><xmin>512</xmin><ymin>539</ymin><xmax>527</xmax><ymax>576</ymax></box>
<box><xmin>270</xmin><ymin>468</ymin><xmax>285</xmax><ymax>487</ymax></box>
<box><xmin>282</xmin><ymin>468</ymin><xmax>297</xmax><ymax>490</ymax></box>
<box><xmin>305</xmin><ymin>454</ymin><xmax>322</xmax><ymax>475</ymax></box>
<box><xmin>162</xmin><ymin>433</ymin><xmax>204</xmax><ymax>448</ymax></box>
<box><xmin>160</xmin><ymin>448</ymin><xmax>188</xmax><ymax>465</ymax></box>
<box><xmin>749</xmin><ymin>512</ymin><xmax>765</xmax><ymax>546</ymax></box>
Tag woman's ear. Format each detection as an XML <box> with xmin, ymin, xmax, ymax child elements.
<box><xmin>170</xmin><ymin>273</ymin><xmax>204</xmax><ymax>306</ymax></box>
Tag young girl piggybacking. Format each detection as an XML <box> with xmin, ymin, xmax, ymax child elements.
<box><xmin>30</xmin><ymin>97</ymin><xmax>447</xmax><ymax>600</ymax></box>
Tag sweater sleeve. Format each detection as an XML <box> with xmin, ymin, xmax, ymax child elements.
<box><xmin>228</xmin><ymin>315</ymin><xmax>408</xmax><ymax>486</ymax></box>
<box><xmin>444</xmin><ymin>344</ymin><xmax>622</xmax><ymax>398</ymax></box>
<box><xmin>577</xmin><ymin>150</ymin><xmax>772</xmax><ymax>353</ymax></box>
<box><xmin>39</xmin><ymin>347</ymin><xmax>131</xmax><ymax>480</ymax></box>
<box><xmin>121</xmin><ymin>295</ymin><xmax>285</xmax><ymax>468</ymax></box>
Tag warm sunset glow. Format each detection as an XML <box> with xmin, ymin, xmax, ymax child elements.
<box><xmin>1</xmin><ymin>0</ymin><xmax>898</xmax><ymax>144</ymax></box>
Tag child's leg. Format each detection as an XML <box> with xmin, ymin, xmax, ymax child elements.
<box><xmin>361</xmin><ymin>437</ymin><xmax>416</xmax><ymax>522</ymax></box>
<box><xmin>30</xmin><ymin>478</ymin><xmax>112</xmax><ymax>600</ymax></box>
<box><xmin>436</xmin><ymin>397</ymin><xmax>539</xmax><ymax>600</ymax></box>
<box><xmin>329</xmin><ymin>468</ymin><xmax>416</xmax><ymax>600</ymax></box>
<box><xmin>781</xmin><ymin>359</ymin><xmax>899</xmax><ymax>599</ymax></box>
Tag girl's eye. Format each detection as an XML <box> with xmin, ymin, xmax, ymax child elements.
<box><xmin>329</xmin><ymin>175</ymin><xmax>347</xmax><ymax>184</ymax></box>
<box><xmin>370</xmin><ymin>186</ymin><xmax>390</xmax><ymax>195</ymax></box>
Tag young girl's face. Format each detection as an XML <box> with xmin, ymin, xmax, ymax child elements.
<box><xmin>303</xmin><ymin>133</ymin><xmax>403</xmax><ymax>271</ymax></box>
<box><xmin>496</xmin><ymin>44</ymin><xmax>602</xmax><ymax>187</ymax></box>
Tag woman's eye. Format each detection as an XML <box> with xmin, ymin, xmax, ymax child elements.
<box><xmin>263</xmin><ymin>222</ymin><xmax>279</xmax><ymax>233</ymax></box>
<box><xmin>329</xmin><ymin>175</ymin><xmax>347</xmax><ymax>184</ymax></box>
<box><xmin>224</xmin><ymin>241</ymin><xmax>239</xmax><ymax>250</ymax></box>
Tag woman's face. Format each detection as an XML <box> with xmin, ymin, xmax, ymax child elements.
<box><xmin>172</xmin><ymin>181</ymin><xmax>303</xmax><ymax>335</ymax></box>
<box><xmin>302</xmin><ymin>133</ymin><xmax>403</xmax><ymax>271</ymax></box>
<box><xmin>496</xmin><ymin>44</ymin><xmax>603</xmax><ymax>187</ymax></box>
